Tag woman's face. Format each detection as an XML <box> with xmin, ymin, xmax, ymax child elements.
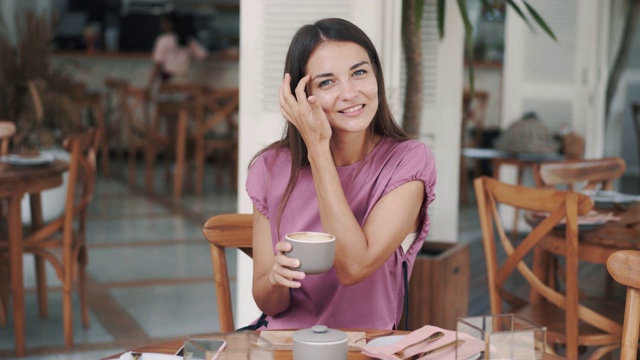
<box><xmin>305</xmin><ymin>41</ymin><xmax>378</xmax><ymax>135</ymax></box>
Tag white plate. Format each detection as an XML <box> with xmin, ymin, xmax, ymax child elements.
<box><xmin>119</xmin><ymin>352</ymin><xmax>182</xmax><ymax>360</ymax></box>
<box><xmin>365</xmin><ymin>335</ymin><xmax>406</xmax><ymax>348</ymax></box>
<box><xmin>582</xmin><ymin>190</ymin><xmax>640</xmax><ymax>205</ymax></box>
<box><xmin>3</xmin><ymin>153</ymin><xmax>55</xmax><ymax>166</ymax></box>
<box><xmin>364</xmin><ymin>335</ymin><xmax>481</xmax><ymax>359</ymax></box>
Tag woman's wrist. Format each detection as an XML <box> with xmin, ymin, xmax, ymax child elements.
<box><xmin>306</xmin><ymin>144</ymin><xmax>333</xmax><ymax>165</ymax></box>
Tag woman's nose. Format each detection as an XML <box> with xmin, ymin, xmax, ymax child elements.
<box><xmin>338</xmin><ymin>82</ymin><xmax>357</xmax><ymax>100</ymax></box>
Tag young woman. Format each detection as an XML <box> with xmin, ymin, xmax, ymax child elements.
<box><xmin>246</xmin><ymin>18</ymin><xmax>436</xmax><ymax>330</ymax></box>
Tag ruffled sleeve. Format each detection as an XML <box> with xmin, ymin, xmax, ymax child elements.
<box><xmin>246</xmin><ymin>153</ymin><xmax>270</xmax><ymax>217</ymax></box>
<box><xmin>382</xmin><ymin>140</ymin><xmax>437</xmax><ymax>252</ymax></box>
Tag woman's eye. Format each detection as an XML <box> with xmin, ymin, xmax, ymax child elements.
<box><xmin>353</xmin><ymin>69</ymin><xmax>366</xmax><ymax>77</ymax></box>
<box><xmin>318</xmin><ymin>79</ymin><xmax>332</xmax><ymax>87</ymax></box>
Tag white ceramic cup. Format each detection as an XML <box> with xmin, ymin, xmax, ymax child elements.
<box><xmin>285</xmin><ymin>232</ymin><xmax>336</xmax><ymax>274</ymax></box>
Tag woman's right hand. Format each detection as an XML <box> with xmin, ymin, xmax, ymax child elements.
<box><xmin>269</xmin><ymin>241</ymin><xmax>306</xmax><ymax>288</ymax></box>
<box><xmin>279</xmin><ymin>73</ymin><xmax>332</xmax><ymax>151</ymax></box>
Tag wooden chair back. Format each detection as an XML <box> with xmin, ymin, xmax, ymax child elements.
<box><xmin>533</xmin><ymin>157</ymin><xmax>626</xmax><ymax>191</ymax></box>
<box><xmin>203</xmin><ymin>213</ymin><xmax>253</xmax><ymax>332</ymax></box>
<box><xmin>0</xmin><ymin>121</ymin><xmax>16</xmax><ymax>155</ymax></box>
<box><xmin>23</xmin><ymin>127</ymin><xmax>101</xmax><ymax>347</ymax></box>
<box><xmin>607</xmin><ymin>250</ymin><xmax>640</xmax><ymax>360</ymax></box>
<box><xmin>199</xmin><ymin>88</ymin><xmax>240</xmax><ymax>191</ymax></box>
<box><xmin>0</xmin><ymin>121</ymin><xmax>14</xmax><ymax>326</ymax></box>
<box><xmin>474</xmin><ymin>176</ymin><xmax>623</xmax><ymax>359</ymax></box>
<box><xmin>632</xmin><ymin>103</ymin><xmax>640</xmax><ymax>182</ymax></box>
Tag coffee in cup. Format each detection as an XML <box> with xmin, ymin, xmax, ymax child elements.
<box><xmin>285</xmin><ymin>232</ymin><xmax>336</xmax><ymax>274</ymax></box>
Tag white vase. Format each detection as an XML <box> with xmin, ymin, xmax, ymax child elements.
<box><xmin>20</xmin><ymin>147</ymin><xmax>70</xmax><ymax>226</ymax></box>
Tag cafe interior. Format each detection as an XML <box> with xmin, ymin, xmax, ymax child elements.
<box><xmin>1</xmin><ymin>0</ymin><xmax>640</xmax><ymax>359</ymax></box>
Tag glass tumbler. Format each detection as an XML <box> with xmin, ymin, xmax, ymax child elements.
<box><xmin>456</xmin><ymin>314</ymin><xmax>547</xmax><ymax>359</ymax></box>
<box><xmin>183</xmin><ymin>332</ymin><xmax>273</xmax><ymax>360</ymax></box>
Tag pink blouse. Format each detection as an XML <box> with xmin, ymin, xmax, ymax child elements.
<box><xmin>246</xmin><ymin>137</ymin><xmax>436</xmax><ymax>329</ymax></box>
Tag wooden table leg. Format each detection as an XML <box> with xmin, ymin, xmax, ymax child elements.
<box><xmin>511</xmin><ymin>165</ymin><xmax>525</xmax><ymax>238</ymax></box>
<box><xmin>173</xmin><ymin>108</ymin><xmax>188</xmax><ymax>198</ymax></box>
<box><xmin>94</xmin><ymin>100</ymin><xmax>110</xmax><ymax>177</ymax></box>
<box><xmin>195</xmin><ymin>115</ymin><xmax>205</xmax><ymax>196</ymax></box>
<box><xmin>531</xmin><ymin>247</ymin><xmax>551</xmax><ymax>303</ymax></box>
<box><xmin>29</xmin><ymin>193</ymin><xmax>48</xmax><ymax>318</ymax></box>
<box><xmin>8</xmin><ymin>193</ymin><xmax>26</xmax><ymax>356</ymax></box>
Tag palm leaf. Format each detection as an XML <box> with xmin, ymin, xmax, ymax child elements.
<box><xmin>523</xmin><ymin>0</ymin><xmax>557</xmax><ymax>41</ymax></box>
<box><xmin>505</xmin><ymin>0</ymin><xmax>533</xmax><ymax>32</ymax></box>
<box><xmin>415</xmin><ymin>0</ymin><xmax>425</xmax><ymax>34</ymax></box>
<box><xmin>437</xmin><ymin>0</ymin><xmax>445</xmax><ymax>38</ymax></box>
<box><xmin>456</xmin><ymin>0</ymin><xmax>475</xmax><ymax>95</ymax></box>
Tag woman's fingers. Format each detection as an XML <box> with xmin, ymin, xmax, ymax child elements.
<box><xmin>271</xmin><ymin>259</ymin><xmax>305</xmax><ymax>288</ymax></box>
<box><xmin>294</xmin><ymin>74</ymin><xmax>310</xmax><ymax>106</ymax></box>
<box><xmin>279</xmin><ymin>73</ymin><xmax>330</xmax><ymax>141</ymax></box>
<box><xmin>271</xmin><ymin>242</ymin><xmax>305</xmax><ymax>288</ymax></box>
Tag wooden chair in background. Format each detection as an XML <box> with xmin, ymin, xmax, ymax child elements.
<box><xmin>153</xmin><ymin>83</ymin><xmax>208</xmax><ymax>196</ymax></box>
<box><xmin>533</xmin><ymin>157</ymin><xmax>627</xmax><ymax>301</ymax></box>
<box><xmin>632</xmin><ymin>103</ymin><xmax>640</xmax><ymax>187</ymax></box>
<box><xmin>202</xmin><ymin>213</ymin><xmax>253</xmax><ymax>332</ymax></box>
<box><xmin>0</xmin><ymin>120</ymin><xmax>16</xmax><ymax>327</ymax></box>
<box><xmin>197</xmin><ymin>88</ymin><xmax>239</xmax><ymax>193</ymax></box>
<box><xmin>460</xmin><ymin>89</ymin><xmax>489</xmax><ymax>205</ymax></box>
<box><xmin>0</xmin><ymin>121</ymin><xmax>16</xmax><ymax>155</ymax></box>
<box><xmin>607</xmin><ymin>250</ymin><xmax>640</xmax><ymax>360</ymax></box>
<box><xmin>104</xmin><ymin>77</ymin><xmax>132</xmax><ymax>168</ymax></box>
<box><xmin>126</xmin><ymin>84</ymin><xmax>172</xmax><ymax>192</ymax></box>
<box><xmin>0</xmin><ymin>128</ymin><xmax>101</xmax><ymax>348</ymax></box>
<box><xmin>71</xmin><ymin>81</ymin><xmax>109</xmax><ymax>177</ymax></box>
<box><xmin>106</xmin><ymin>78</ymin><xmax>173</xmax><ymax>190</ymax></box>
<box><xmin>474</xmin><ymin>176</ymin><xmax>624</xmax><ymax>359</ymax></box>
<box><xmin>533</xmin><ymin>157</ymin><xmax>626</xmax><ymax>191</ymax></box>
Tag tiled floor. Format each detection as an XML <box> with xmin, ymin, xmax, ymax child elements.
<box><xmin>0</xmin><ymin>161</ymin><xmax>637</xmax><ymax>359</ymax></box>
<box><xmin>0</xmin><ymin>163</ymin><xmax>239</xmax><ymax>359</ymax></box>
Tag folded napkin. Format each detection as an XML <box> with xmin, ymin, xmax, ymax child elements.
<box><xmin>529</xmin><ymin>210</ymin><xmax>620</xmax><ymax>225</ymax></box>
<box><xmin>359</xmin><ymin>325</ymin><xmax>484</xmax><ymax>360</ymax></box>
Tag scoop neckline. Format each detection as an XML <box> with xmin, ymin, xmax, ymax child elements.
<box><xmin>335</xmin><ymin>136</ymin><xmax>386</xmax><ymax>170</ymax></box>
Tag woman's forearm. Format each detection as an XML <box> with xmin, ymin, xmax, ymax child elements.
<box><xmin>307</xmin><ymin>148</ymin><xmax>373</xmax><ymax>284</ymax></box>
<box><xmin>252</xmin><ymin>272</ymin><xmax>291</xmax><ymax>316</ymax></box>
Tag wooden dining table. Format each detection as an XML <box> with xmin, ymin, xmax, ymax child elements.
<box><xmin>534</xmin><ymin>201</ymin><xmax>640</xmax><ymax>265</ymax></box>
<box><xmin>0</xmin><ymin>158</ymin><xmax>68</xmax><ymax>357</ymax></box>
<box><xmin>100</xmin><ymin>329</ymin><xmax>567</xmax><ymax>359</ymax></box>
<box><xmin>525</xmin><ymin>199</ymin><xmax>640</xmax><ymax>304</ymax></box>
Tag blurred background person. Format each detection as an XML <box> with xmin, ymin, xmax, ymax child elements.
<box><xmin>147</xmin><ymin>10</ymin><xmax>208</xmax><ymax>91</ymax></box>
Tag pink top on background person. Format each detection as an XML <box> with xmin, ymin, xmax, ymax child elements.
<box><xmin>246</xmin><ymin>136</ymin><xmax>436</xmax><ymax>329</ymax></box>
<box><xmin>151</xmin><ymin>33</ymin><xmax>208</xmax><ymax>76</ymax></box>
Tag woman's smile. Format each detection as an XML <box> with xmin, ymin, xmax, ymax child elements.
<box><xmin>339</xmin><ymin>104</ymin><xmax>365</xmax><ymax>115</ymax></box>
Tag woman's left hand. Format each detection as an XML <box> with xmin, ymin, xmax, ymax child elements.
<box><xmin>279</xmin><ymin>73</ymin><xmax>332</xmax><ymax>150</ymax></box>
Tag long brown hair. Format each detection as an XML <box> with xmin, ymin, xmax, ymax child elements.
<box><xmin>251</xmin><ymin>18</ymin><xmax>408</xmax><ymax>239</ymax></box>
